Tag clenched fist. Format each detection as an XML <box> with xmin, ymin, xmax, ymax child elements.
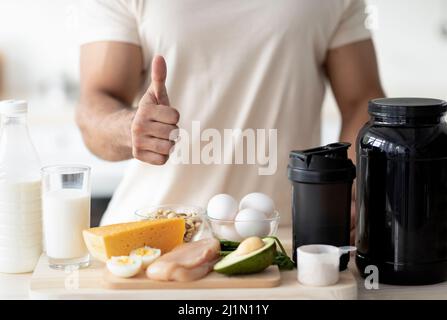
<box><xmin>131</xmin><ymin>56</ymin><xmax>180</xmax><ymax>165</ymax></box>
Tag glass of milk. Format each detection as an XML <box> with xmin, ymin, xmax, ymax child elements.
<box><xmin>41</xmin><ymin>165</ymin><xmax>91</xmax><ymax>269</ymax></box>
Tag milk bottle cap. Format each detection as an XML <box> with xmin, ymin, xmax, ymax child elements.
<box><xmin>0</xmin><ymin>100</ymin><xmax>28</xmax><ymax>115</ymax></box>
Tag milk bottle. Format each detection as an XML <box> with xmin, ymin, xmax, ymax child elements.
<box><xmin>0</xmin><ymin>100</ymin><xmax>42</xmax><ymax>273</ymax></box>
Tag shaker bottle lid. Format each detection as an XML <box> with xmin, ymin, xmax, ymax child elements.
<box><xmin>288</xmin><ymin>142</ymin><xmax>356</xmax><ymax>183</ymax></box>
<box><xmin>0</xmin><ymin>100</ymin><xmax>28</xmax><ymax>115</ymax></box>
<box><xmin>369</xmin><ymin>98</ymin><xmax>447</xmax><ymax>118</ymax></box>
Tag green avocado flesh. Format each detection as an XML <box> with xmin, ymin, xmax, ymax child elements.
<box><xmin>213</xmin><ymin>238</ymin><xmax>276</xmax><ymax>275</ymax></box>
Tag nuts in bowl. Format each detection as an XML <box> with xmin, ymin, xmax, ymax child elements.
<box><xmin>135</xmin><ymin>205</ymin><xmax>209</xmax><ymax>242</ymax></box>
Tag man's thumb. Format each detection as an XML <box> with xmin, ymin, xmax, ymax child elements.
<box><xmin>151</xmin><ymin>55</ymin><xmax>170</xmax><ymax>106</ymax></box>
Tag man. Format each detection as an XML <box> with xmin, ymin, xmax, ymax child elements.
<box><xmin>77</xmin><ymin>0</ymin><xmax>384</xmax><ymax>237</ymax></box>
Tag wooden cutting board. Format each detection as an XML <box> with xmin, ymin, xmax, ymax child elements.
<box><xmin>30</xmin><ymin>227</ymin><xmax>359</xmax><ymax>300</ymax></box>
<box><xmin>29</xmin><ymin>254</ymin><xmax>357</xmax><ymax>299</ymax></box>
<box><xmin>102</xmin><ymin>265</ymin><xmax>281</xmax><ymax>290</ymax></box>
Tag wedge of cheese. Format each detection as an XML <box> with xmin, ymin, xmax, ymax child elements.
<box><xmin>83</xmin><ymin>218</ymin><xmax>185</xmax><ymax>262</ymax></box>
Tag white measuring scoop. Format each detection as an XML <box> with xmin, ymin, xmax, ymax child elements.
<box><xmin>297</xmin><ymin>244</ymin><xmax>356</xmax><ymax>287</ymax></box>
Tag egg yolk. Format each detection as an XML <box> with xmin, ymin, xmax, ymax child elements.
<box><xmin>116</xmin><ymin>257</ymin><xmax>134</xmax><ymax>265</ymax></box>
<box><xmin>134</xmin><ymin>248</ymin><xmax>155</xmax><ymax>256</ymax></box>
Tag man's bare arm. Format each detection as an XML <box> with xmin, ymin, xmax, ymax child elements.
<box><xmin>325</xmin><ymin>39</ymin><xmax>385</xmax><ymax>162</ymax></box>
<box><xmin>77</xmin><ymin>42</ymin><xmax>142</xmax><ymax>161</ymax></box>
<box><xmin>77</xmin><ymin>42</ymin><xmax>179</xmax><ymax>164</ymax></box>
<box><xmin>325</xmin><ymin>39</ymin><xmax>385</xmax><ymax>243</ymax></box>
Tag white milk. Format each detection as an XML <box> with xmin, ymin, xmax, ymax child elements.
<box><xmin>43</xmin><ymin>189</ymin><xmax>90</xmax><ymax>259</ymax></box>
<box><xmin>0</xmin><ymin>180</ymin><xmax>42</xmax><ymax>273</ymax></box>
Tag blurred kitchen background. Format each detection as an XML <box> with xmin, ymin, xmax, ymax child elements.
<box><xmin>0</xmin><ymin>0</ymin><xmax>446</xmax><ymax>226</ymax></box>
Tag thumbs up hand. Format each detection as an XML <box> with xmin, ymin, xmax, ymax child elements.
<box><xmin>131</xmin><ymin>56</ymin><xmax>180</xmax><ymax>165</ymax></box>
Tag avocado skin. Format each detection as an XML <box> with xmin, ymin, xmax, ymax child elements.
<box><xmin>214</xmin><ymin>238</ymin><xmax>276</xmax><ymax>275</ymax></box>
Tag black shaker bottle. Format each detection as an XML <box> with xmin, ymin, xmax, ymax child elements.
<box><xmin>288</xmin><ymin>143</ymin><xmax>356</xmax><ymax>270</ymax></box>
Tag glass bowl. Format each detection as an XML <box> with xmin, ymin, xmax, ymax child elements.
<box><xmin>205</xmin><ymin>210</ymin><xmax>280</xmax><ymax>242</ymax></box>
<box><xmin>135</xmin><ymin>204</ymin><xmax>212</xmax><ymax>242</ymax></box>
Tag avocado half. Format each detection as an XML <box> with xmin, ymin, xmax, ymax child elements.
<box><xmin>214</xmin><ymin>237</ymin><xmax>276</xmax><ymax>275</ymax></box>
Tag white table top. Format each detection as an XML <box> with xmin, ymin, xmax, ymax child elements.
<box><xmin>2</xmin><ymin>227</ymin><xmax>447</xmax><ymax>300</ymax></box>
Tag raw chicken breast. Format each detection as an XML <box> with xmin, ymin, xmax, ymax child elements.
<box><xmin>146</xmin><ymin>238</ymin><xmax>220</xmax><ymax>282</ymax></box>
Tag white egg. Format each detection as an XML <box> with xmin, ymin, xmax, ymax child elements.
<box><xmin>234</xmin><ymin>208</ymin><xmax>270</xmax><ymax>238</ymax></box>
<box><xmin>207</xmin><ymin>194</ymin><xmax>238</xmax><ymax>220</ymax></box>
<box><xmin>106</xmin><ymin>256</ymin><xmax>142</xmax><ymax>278</ymax></box>
<box><xmin>215</xmin><ymin>223</ymin><xmax>243</xmax><ymax>242</ymax></box>
<box><xmin>129</xmin><ymin>246</ymin><xmax>161</xmax><ymax>269</ymax></box>
<box><xmin>239</xmin><ymin>192</ymin><xmax>275</xmax><ymax>217</ymax></box>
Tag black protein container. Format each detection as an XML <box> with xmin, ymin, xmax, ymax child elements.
<box><xmin>288</xmin><ymin>143</ymin><xmax>356</xmax><ymax>270</ymax></box>
<box><xmin>356</xmin><ymin>97</ymin><xmax>447</xmax><ymax>285</ymax></box>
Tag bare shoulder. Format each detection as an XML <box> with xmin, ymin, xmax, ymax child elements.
<box><xmin>325</xmin><ymin>39</ymin><xmax>384</xmax><ymax>106</ymax></box>
<box><xmin>80</xmin><ymin>41</ymin><xmax>144</xmax><ymax>104</ymax></box>
<box><xmin>326</xmin><ymin>39</ymin><xmax>375</xmax><ymax>61</ymax></box>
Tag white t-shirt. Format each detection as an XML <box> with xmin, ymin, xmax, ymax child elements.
<box><xmin>79</xmin><ymin>0</ymin><xmax>370</xmax><ymax>226</ymax></box>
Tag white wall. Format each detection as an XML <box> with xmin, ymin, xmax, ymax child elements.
<box><xmin>322</xmin><ymin>0</ymin><xmax>447</xmax><ymax>144</ymax></box>
<box><xmin>371</xmin><ymin>0</ymin><xmax>447</xmax><ymax>97</ymax></box>
<box><xmin>0</xmin><ymin>0</ymin><xmax>79</xmax><ymax>98</ymax></box>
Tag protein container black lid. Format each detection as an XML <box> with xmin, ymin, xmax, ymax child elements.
<box><xmin>288</xmin><ymin>143</ymin><xmax>356</xmax><ymax>184</ymax></box>
<box><xmin>369</xmin><ymin>98</ymin><xmax>447</xmax><ymax>118</ymax></box>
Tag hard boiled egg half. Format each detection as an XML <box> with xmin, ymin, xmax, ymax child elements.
<box><xmin>130</xmin><ymin>246</ymin><xmax>161</xmax><ymax>269</ymax></box>
<box><xmin>106</xmin><ymin>256</ymin><xmax>142</xmax><ymax>278</ymax></box>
